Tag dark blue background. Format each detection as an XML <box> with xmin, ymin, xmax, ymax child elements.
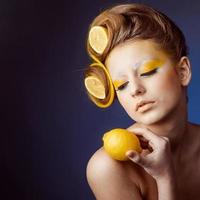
<box><xmin>1</xmin><ymin>0</ymin><xmax>200</xmax><ymax>199</ymax></box>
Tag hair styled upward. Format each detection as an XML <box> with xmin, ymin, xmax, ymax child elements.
<box><xmin>84</xmin><ymin>3</ymin><xmax>189</xmax><ymax>108</ymax></box>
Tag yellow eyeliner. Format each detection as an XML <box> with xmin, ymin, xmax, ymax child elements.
<box><xmin>113</xmin><ymin>80</ymin><xmax>127</xmax><ymax>90</ymax></box>
<box><xmin>138</xmin><ymin>60</ymin><xmax>164</xmax><ymax>74</ymax></box>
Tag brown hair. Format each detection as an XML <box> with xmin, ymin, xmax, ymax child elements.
<box><xmin>87</xmin><ymin>3</ymin><xmax>188</xmax><ymax>63</ymax></box>
<box><xmin>84</xmin><ymin>3</ymin><xmax>189</xmax><ymax>107</ymax></box>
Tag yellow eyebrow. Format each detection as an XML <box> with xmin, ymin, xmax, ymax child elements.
<box><xmin>113</xmin><ymin>80</ymin><xmax>127</xmax><ymax>90</ymax></box>
<box><xmin>138</xmin><ymin>60</ymin><xmax>164</xmax><ymax>74</ymax></box>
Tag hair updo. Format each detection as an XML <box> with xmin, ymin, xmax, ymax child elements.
<box><xmin>84</xmin><ymin>3</ymin><xmax>188</xmax><ymax>108</ymax></box>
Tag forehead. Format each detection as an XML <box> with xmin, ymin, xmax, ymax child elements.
<box><xmin>105</xmin><ymin>39</ymin><xmax>169</xmax><ymax>77</ymax></box>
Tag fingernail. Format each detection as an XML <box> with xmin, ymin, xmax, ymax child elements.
<box><xmin>126</xmin><ymin>151</ymin><xmax>136</xmax><ymax>158</ymax></box>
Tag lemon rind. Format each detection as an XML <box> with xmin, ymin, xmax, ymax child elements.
<box><xmin>86</xmin><ymin>53</ymin><xmax>115</xmax><ymax>108</ymax></box>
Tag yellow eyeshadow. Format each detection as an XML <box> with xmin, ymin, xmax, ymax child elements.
<box><xmin>138</xmin><ymin>60</ymin><xmax>164</xmax><ymax>74</ymax></box>
<box><xmin>113</xmin><ymin>80</ymin><xmax>126</xmax><ymax>90</ymax></box>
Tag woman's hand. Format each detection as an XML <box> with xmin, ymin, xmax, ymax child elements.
<box><xmin>126</xmin><ymin>126</ymin><xmax>175</xmax><ymax>180</ymax></box>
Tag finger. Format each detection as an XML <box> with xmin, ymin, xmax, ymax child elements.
<box><xmin>127</xmin><ymin>127</ymin><xmax>150</xmax><ymax>147</ymax></box>
<box><xmin>128</xmin><ymin>127</ymin><xmax>159</xmax><ymax>141</ymax></box>
<box><xmin>128</xmin><ymin>127</ymin><xmax>161</xmax><ymax>149</ymax></box>
<box><xmin>126</xmin><ymin>150</ymin><xmax>148</xmax><ymax>167</ymax></box>
<box><xmin>162</xmin><ymin>136</ymin><xmax>170</xmax><ymax>142</ymax></box>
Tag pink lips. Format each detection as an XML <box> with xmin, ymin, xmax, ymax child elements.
<box><xmin>136</xmin><ymin>100</ymin><xmax>155</xmax><ymax>112</ymax></box>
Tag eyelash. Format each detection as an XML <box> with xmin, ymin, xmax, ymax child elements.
<box><xmin>140</xmin><ymin>68</ymin><xmax>158</xmax><ymax>76</ymax></box>
<box><xmin>117</xmin><ymin>81</ymin><xmax>129</xmax><ymax>91</ymax></box>
<box><xmin>116</xmin><ymin>68</ymin><xmax>158</xmax><ymax>91</ymax></box>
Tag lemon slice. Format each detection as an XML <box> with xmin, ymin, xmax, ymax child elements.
<box><xmin>103</xmin><ymin>128</ymin><xmax>142</xmax><ymax>161</ymax></box>
<box><xmin>88</xmin><ymin>26</ymin><xmax>108</xmax><ymax>54</ymax></box>
<box><xmin>87</xmin><ymin>62</ymin><xmax>115</xmax><ymax>108</ymax></box>
<box><xmin>84</xmin><ymin>76</ymin><xmax>106</xmax><ymax>99</ymax></box>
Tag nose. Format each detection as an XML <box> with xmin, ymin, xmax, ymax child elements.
<box><xmin>130</xmin><ymin>79</ymin><xmax>146</xmax><ymax>97</ymax></box>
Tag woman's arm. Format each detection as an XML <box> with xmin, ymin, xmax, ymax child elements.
<box><xmin>126</xmin><ymin>126</ymin><xmax>179</xmax><ymax>200</ymax></box>
<box><xmin>156</xmin><ymin>172</ymin><xmax>178</xmax><ymax>200</ymax></box>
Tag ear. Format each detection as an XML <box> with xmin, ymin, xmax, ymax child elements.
<box><xmin>175</xmin><ymin>56</ymin><xmax>192</xmax><ymax>86</ymax></box>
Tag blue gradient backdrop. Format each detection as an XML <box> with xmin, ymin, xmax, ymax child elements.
<box><xmin>1</xmin><ymin>0</ymin><xmax>200</xmax><ymax>199</ymax></box>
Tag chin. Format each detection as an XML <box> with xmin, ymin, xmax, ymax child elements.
<box><xmin>128</xmin><ymin>109</ymin><xmax>170</xmax><ymax>125</ymax></box>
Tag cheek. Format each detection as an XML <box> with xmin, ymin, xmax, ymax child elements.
<box><xmin>149</xmin><ymin>69</ymin><xmax>181</xmax><ymax>97</ymax></box>
<box><xmin>117</xmin><ymin>92</ymin><xmax>133</xmax><ymax>111</ymax></box>
<box><xmin>117</xmin><ymin>92</ymin><xmax>127</xmax><ymax>106</ymax></box>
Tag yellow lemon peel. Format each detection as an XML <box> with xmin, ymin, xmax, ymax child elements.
<box><xmin>88</xmin><ymin>61</ymin><xmax>115</xmax><ymax>108</ymax></box>
<box><xmin>88</xmin><ymin>26</ymin><xmax>108</xmax><ymax>54</ymax></box>
<box><xmin>102</xmin><ymin>128</ymin><xmax>142</xmax><ymax>161</ymax></box>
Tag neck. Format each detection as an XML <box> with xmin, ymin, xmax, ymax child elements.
<box><xmin>141</xmin><ymin>97</ymin><xmax>190</xmax><ymax>158</ymax></box>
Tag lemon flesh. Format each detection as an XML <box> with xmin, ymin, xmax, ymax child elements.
<box><xmin>84</xmin><ymin>76</ymin><xmax>106</xmax><ymax>99</ymax></box>
<box><xmin>86</xmin><ymin>61</ymin><xmax>115</xmax><ymax>108</ymax></box>
<box><xmin>102</xmin><ymin>128</ymin><xmax>142</xmax><ymax>161</ymax></box>
<box><xmin>88</xmin><ymin>26</ymin><xmax>108</xmax><ymax>54</ymax></box>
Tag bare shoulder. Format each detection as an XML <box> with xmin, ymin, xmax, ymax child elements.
<box><xmin>86</xmin><ymin>147</ymin><xmax>144</xmax><ymax>200</ymax></box>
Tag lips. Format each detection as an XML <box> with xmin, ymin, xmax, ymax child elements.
<box><xmin>136</xmin><ymin>100</ymin><xmax>155</xmax><ymax>112</ymax></box>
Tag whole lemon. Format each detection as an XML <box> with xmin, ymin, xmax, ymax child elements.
<box><xmin>102</xmin><ymin>128</ymin><xmax>142</xmax><ymax>161</ymax></box>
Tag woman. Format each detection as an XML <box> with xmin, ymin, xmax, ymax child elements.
<box><xmin>84</xmin><ymin>3</ymin><xmax>200</xmax><ymax>199</ymax></box>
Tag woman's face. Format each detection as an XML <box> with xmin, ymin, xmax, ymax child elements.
<box><xmin>105</xmin><ymin>39</ymin><xmax>187</xmax><ymax>125</ymax></box>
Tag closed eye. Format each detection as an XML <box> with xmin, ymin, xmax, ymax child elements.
<box><xmin>140</xmin><ymin>68</ymin><xmax>158</xmax><ymax>77</ymax></box>
<box><xmin>116</xmin><ymin>81</ymin><xmax>129</xmax><ymax>91</ymax></box>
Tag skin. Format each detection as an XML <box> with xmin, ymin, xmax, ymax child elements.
<box><xmin>86</xmin><ymin>39</ymin><xmax>200</xmax><ymax>199</ymax></box>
